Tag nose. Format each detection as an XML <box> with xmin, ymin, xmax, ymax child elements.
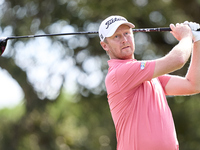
<box><xmin>121</xmin><ymin>35</ymin><xmax>128</xmax><ymax>44</ymax></box>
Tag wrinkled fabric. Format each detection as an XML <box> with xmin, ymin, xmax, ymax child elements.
<box><xmin>106</xmin><ymin>59</ymin><xmax>179</xmax><ymax>150</ymax></box>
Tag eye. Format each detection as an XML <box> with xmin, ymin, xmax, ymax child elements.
<box><xmin>115</xmin><ymin>35</ymin><xmax>119</xmax><ymax>38</ymax></box>
<box><xmin>125</xmin><ymin>32</ymin><xmax>129</xmax><ymax>35</ymax></box>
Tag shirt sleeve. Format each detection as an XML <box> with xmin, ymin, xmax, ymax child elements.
<box><xmin>157</xmin><ymin>74</ymin><xmax>172</xmax><ymax>94</ymax></box>
<box><xmin>115</xmin><ymin>60</ymin><xmax>156</xmax><ymax>91</ymax></box>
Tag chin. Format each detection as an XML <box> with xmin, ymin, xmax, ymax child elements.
<box><xmin>121</xmin><ymin>55</ymin><xmax>133</xmax><ymax>60</ymax></box>
<box><xmin>121</xmin><ymin>52</ymin><xmax>134</xmax><ymax>59</ymax></box>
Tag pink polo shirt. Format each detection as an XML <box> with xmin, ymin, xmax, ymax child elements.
<box><xmin>105</xmin><ymin>59</ymin><xmax>179</xmax><ymax>150</ymax></box>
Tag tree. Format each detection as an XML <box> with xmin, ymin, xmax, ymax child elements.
<box><xmin>0</xmin><ymin>0</ymin><xmax>200</xmax><ymax>149</ymax></box>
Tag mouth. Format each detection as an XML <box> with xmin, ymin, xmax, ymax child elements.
<box><xmin>121</xmin><ymin>46</ymin><xmax>130</xmax><ymax>50</ymax></box>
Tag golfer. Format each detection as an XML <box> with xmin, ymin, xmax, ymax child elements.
<box><xmin>99</xmin><ymin>15</ymin><xmax>200</xmax><ymax>150</ymax></box>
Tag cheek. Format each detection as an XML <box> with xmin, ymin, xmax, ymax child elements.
<box><xmin>129</xmin><ymin>37</ymin><xmax>135</xmax><ymax>47</ymax></box>
<box><xmin>109</xmin><ymin>42</ymin><xmax>119</xmax><ymax>50</ymax></box>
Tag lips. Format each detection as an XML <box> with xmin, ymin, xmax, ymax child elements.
<box><xmin>122</xmin><ymin>46</ymin><xmax>130</xmax><ymax>50</ymax></box>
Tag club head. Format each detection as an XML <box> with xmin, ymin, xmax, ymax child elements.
<box><xmin>0</xmin><ymin>38</ymin><xmax>8</xmax><ymax>56</ymax></box>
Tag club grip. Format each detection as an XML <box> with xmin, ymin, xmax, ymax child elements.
<box><xmin>159</xmin><ymin>27</ymin><xmax>200</xmax><ymax>32</ymax></box>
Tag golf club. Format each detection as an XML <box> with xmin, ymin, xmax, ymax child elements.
<box><xmin>0</xmin><ymin>27</ymin><xmax>198</xmax><ymax>56</ymax></box>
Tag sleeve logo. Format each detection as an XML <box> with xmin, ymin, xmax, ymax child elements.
<box><xmin>140</xmin><ymin>61</ymin><xmax>146</xmax><ymax>70</ymax></box>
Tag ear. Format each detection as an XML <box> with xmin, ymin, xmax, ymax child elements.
<box><xmin>100</xmin><ymin>41</ymin><xmax>109</xmax><ymax>52</ymax></box>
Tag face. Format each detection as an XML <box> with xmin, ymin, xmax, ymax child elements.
<box><xmin>100</xmin><ymin>24</ymin><xmax>135</xmax><ymax>60</ymax></box>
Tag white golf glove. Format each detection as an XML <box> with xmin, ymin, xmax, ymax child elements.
<box><xmin>184</xmin><ymin>21</ymin><xmax>200</xmax><ymax>42</ymax></box>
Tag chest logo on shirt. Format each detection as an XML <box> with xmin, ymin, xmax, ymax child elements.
<box><xmin>140</xmin><ymin>61</ymin><xmax>146</xmax><ymax>70</ymax></box>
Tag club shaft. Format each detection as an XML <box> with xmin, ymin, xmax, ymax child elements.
<box><xmin>6</xmin><ymin>31</ymin><xmax>99</xmax><ymax>40</ymax></box>
<box><xmin>133</xmin><ymin>27</ymin><xmax>171</xmax><ymax>32</ymax></box>
<box><xmin>6</xmin><ymin>27</ymin><xmax>172</xmax><ymax>40</ymax></box>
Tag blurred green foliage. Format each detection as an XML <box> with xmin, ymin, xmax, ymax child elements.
<box><xmin>0</xmin><ymin>0</ymin><xmax>200</xmax><ymax>149</ymax></box>
<box><xmin>0</xmin><ymin>93</ymin><xmax>115</xmax><ymax>150</ymax></box>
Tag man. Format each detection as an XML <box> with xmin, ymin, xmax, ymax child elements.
<box><xmin>99</xmin><ymin>15</ymin><xmax>200</xmax><ymax>150</ymax></box>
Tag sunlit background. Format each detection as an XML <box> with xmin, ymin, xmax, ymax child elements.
<box><xmin>1</xmin><ymin>0</ymin><xmax>200</xmax><ymax>149</ymax></box>
<box><xmin>0</xmin><ymin>15</ymin><xmax>177</xmax><ymax>109</ymax></box>
<box><xmin>0</xmin><ymin>69</ymin><xmax>23</xmax><ymax>108</ymax></box>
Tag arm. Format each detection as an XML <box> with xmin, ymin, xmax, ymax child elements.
<box><xmin>163</xmin><ymin>21</ymin><xmax>200</xmax><ymax>95</ymax></box>
<box><xmin>165</xmin><ymin>41</ymin><xmax>200</xmax><ymax>95</ymax></box>
<box><xmin>153</xmin><ymin>23</ymin><xmax>193</xmax><ymax>78</ymax></box>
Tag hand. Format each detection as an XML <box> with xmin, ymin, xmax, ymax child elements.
<box><xmin>170</xmin><ymin>23</ymin><xmax>192</xmax><ymax>41</ymax></box>
<box><xmin>184</xmin><ymin>21</ymin><xmax>200</xmax><ymax>42</ymax></box>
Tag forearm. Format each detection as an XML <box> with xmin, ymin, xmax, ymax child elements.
<box><xmin>167</xmin><ymin>37</ymin><xmax>192</xmax><ymax>70</ymax></box>
<box><xmin>169</xmin><ymin>23</ymin><xmax>193</xmax><ymax>68</ymax></box>
<box><xmin>172</xmin><ymin>37</ymin><xmax>193</xmax><ymax>63</ymax></box>
<box><xmin>185</xmin><ymin>41</ymin><xmax>200</xmax><ymax>93</ymax></box>
<box><xmin>153</xmin><ymin>37</ymin><xmax>192</xmax><ymax>78</ymax></box>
